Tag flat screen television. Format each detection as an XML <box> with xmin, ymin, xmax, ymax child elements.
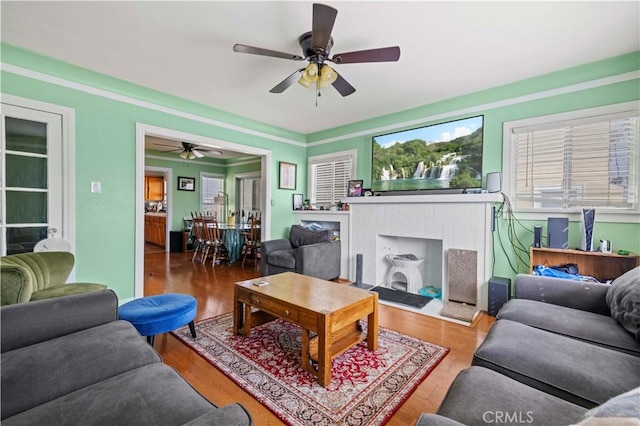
<box><xmin>371</xmin><ymin>115</ymin><xmax>483</xmax><ymax>194</ymax></box>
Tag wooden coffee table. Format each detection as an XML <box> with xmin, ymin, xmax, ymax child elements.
<box><xmin>233</xmin><ymin>272</ymin><xmax>378</xmax><ymax>387</ymax></box>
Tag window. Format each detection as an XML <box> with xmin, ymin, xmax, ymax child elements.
<box><xmin>200</xmin><ymin>173</ymin><xmax>224</xmax><ymax>218</ymax></box>
<box><xmin>503</xmin><ymin>102</ymin><xmax>639</xmax><ymax>215</ymax></box>
<box><xmin>308</xmin><ymin>150</ymin><xmax>356</xmax><ymax>205</ymax></box>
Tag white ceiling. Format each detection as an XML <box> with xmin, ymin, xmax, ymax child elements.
<box><xmin>2</xmin><ymin>1</ymin><xmax>639</xmax><ymax>135</ymax></box>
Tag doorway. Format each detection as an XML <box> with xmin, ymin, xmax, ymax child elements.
<box><xmin>144</xmin><ymin>166</ymin><xmax>172</xmax><ymax>255</ymax></box>
<box><xmin>135</xmin><ymin>123</ymin><xmax>272</xmax><ymax>297</ymax></box>
<box><xmin>0</xmin><ymin>95</ymin><xmax>75</xmax><ymax>258</ymax></box>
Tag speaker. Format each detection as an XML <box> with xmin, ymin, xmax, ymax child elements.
<box><xmin>547</xmin><ymin>217</ymin><xmax>569</xmax><ymax>249</ymax></box>
<box><xmin>533</xmin><ymin>226</ymin><xmax>542</xmax><ymax>248</ymax></box>
<box><xmin>486</xmin><ymin>172</ymin><xmax>501</xmax><ymax>193</ymax></box>
<box><xmin>580</xmin><ymin>209</ymin><xmax>596</xmax><ymax>251</ymax></box>
<box><xmin>488</xmin><ymin>276</ymin><xmax>511</xmax><ymax>317</ymax></box>
<box><xmin>169</xmin><ymin>231</ymin><xmax>183</xmax><ymax>253</ymax></box>
<box><xmin>355</xmin><ymin>254</ymin><xmax>363</xmax><ymax>286</ymax></box>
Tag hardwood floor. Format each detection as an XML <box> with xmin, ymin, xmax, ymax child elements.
<box><xmin>145</xmin><ymin>251</ymin><xmax>495</xmax><ymax>425</ymax></box>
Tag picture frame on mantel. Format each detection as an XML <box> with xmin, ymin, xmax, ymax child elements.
<box><xmin>292</xmin><ymin>194</ymin><xmax>303</xmax><ymax>210</ymax></box>
<box><xmin>348</xmin><ymin>180</ymin><xmax>363</xmax><ymax>197</ymax></box>
<box><xmin>279</xmin><ymin>162</ymin><xmax>296</xmax><ymax>190</ymax></box>
<box><xmin>177</xmin><ymin>176</ymin><xmax>195</xmax><ymax>191</ymax></box>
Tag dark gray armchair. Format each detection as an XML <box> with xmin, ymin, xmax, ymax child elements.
<box><xmin>260</xmin><ymin>225</ymin><xmax>341</xmax><ymax>281</ymax></box>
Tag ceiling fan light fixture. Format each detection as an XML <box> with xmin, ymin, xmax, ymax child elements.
<box><xmin>300</xmin><ymin>62</ymin><xmax>319</xmax><ymax>84</ymax></box>
<box><xmin>179</xmin><ymin>151</ymin><xmax>188</xmax><ymax>159</ymax></box>
<box><xmin>318</xmin><ymin>64</ymin><xmax>338</xmax><ymax>89</ymax></box>
<box><xmin>297</xmin><ymin>77</ymin><xmax>313</xmax><ymax>88</ymax></box>
<box><xmin>187</xmin><ymin>151</ymin><xmax>196</xmax><ymax>160</ymax></box>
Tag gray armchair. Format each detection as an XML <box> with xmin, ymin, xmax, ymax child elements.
<box><xmin>260</xmin><ymin>225</ymin><xmax>341</xmax><ymax>281</ymax></box>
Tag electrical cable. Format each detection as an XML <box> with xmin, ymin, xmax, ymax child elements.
<box><xmin>494</xmin><ymin>192</ymin><xmax>539</xmax><ymax>274</ymax></box>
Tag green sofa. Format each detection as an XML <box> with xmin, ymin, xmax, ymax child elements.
<box><xmin>0</xmin><ymin>251</ymin><xmax>106</xmax><ymax>305</ymax></box>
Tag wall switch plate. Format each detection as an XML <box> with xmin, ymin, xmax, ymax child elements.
<box><xmin>91</xmin><ymin>181</ymin><xmax>101</xmax><ymax>193</ymax></box>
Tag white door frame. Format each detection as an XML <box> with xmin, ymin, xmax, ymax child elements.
<box><xmin>0</xmin><ymin>93</ymin><xmax>76</xmax><ymax>260</ymax></box>
<box><xmin>135</xmin><ymin>123</ymin><xmax>272</xmax><ymax>298</ymax></box>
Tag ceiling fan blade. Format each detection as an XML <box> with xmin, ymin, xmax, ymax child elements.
<box><xmin>312</xmin><ymin>3</ymin><xmax>337</xmax><ymax>52</ymax></box>
<box><xmin>331</xmin><ymin>46</ymin><xmax>401</xmax><ymax>64</ymax></box>
<box><xmin>269</xmin><ymin>69</ymin><xmax>305</xmax><ymax>93</ymax></box>
<box><xmin>332</xmin><ymin>73</ymin><xmax>356</xmax><ymax>97</ymax></box>
<box><xmin>233</xmin><ymin>44</ymin><xmax>303</xmax><ymax>61</ymax></box>
<box><xmin>192</xmin><ymin>150</ymin><xmax>205</xmax><ymax>159</ymax></box>
<box><xmin>151</xmin><ymin>142</ymin><xmax>182</xmax><ymax>150</ymax></box>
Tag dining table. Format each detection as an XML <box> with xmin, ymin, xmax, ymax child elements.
<box><xmin>217</xmin><ymin>223</ymin><xmax>254</xmax><ymax>263</ymax></box>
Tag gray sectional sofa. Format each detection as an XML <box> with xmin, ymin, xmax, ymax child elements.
<box><xmin>417</xmin><ymin>266</ymin><xmax>640</xmax><ymax>425</ymax></box>
<box><xmin>1</xmin><ymin>290</ymin><xmax>253</xmax><ymax>425</ymax></box>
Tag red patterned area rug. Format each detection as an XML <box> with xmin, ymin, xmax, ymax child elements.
<box><xmin>173</xmin><ymin>313</ymin><xmax>449</xmax><ymax>426</ymax></box>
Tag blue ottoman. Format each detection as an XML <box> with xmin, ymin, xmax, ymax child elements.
<box><xmin>118</xmin><ymin>294</ymin><xmax>197</xmax><ymax>346</ymax></box>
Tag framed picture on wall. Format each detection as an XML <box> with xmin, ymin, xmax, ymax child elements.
<box><xmin>292</xmin><ymin>194</ymin><xmax>303</xmax><ymax>210</ymax></box>
<box><xmin>279</xmin><ymin>162</ymin><xmax>297</xmax><ymax>190</ymax></box>
<box><xmin>178</xmin><ymin>176</ymin><xmax>195</xmax><ymax>191</ymax></box>
<box><xmin>348</xmin><ymin>180</ymin><xmax>363</xmax><ymax>197</ymax></box>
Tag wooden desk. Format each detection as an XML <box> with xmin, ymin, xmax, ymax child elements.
<box><xmin>530</xmin><ymin>247</ymin><xmax>639</xmax><ymax>282</ymax></box>
<box><xmin>233</xmin><ymin>272</ymin><xmax>378</xmax><ymax>387</ymax></box>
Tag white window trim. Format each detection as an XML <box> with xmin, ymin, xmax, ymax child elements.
<box><xmin>307</xmin><ymin>149</ymin><xmax>357</xmax><ymax>204</ymax></box>
<box><xmin>503</xmin><ymin>101</ymin><xmax>640</xmax><ymax>223</ymax></box>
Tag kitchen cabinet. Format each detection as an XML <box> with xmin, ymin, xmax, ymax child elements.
<box><xmin>144</xmin><ymin>214</ymin><xmax>166</xmax><ymax>247</ymax></box>
<box><xmin>145</xmin><ymin>176</ymin><xmax>164</xmax><ymax>201</ymax></box>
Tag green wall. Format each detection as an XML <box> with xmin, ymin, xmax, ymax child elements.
<box><xmin>1</xmin><ymin>44</ymin><xmax>307</xmax><ymax>300</ymax></box>
<box><xmin>306</xmin><ymin>52</ymin><xmax>640</xmax><ymax>281</ymax></box>
<box><xmin>2</xmin><ymin>43</ymin><xmax>638</xmax><ymax>296</ymax></box>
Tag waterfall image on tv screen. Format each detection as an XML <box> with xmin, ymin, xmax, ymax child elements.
<box><xmin>372</xmin><ymin>115</ymin><xmax>483</xmax><ymax>193</ymax></box>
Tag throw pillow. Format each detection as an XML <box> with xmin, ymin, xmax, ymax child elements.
<box><xmin>605</xmin><ymin>266</ymin><xmax>640</xmax><ymax>342</ymax></box>
<box><xmin>569</xmin><ymin>387</ymin><xmax>640</xmax><ymax>425</ymax></box>
<box><xmin>289</xmin><ymin>225</ymin><xmax>332</xmax><ymax>248</ymax></box>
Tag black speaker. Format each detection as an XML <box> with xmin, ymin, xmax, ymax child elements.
<box><xmin>355</xmin><ymin>254</ymin><xmax>363</xmax><ymax>286</ymax></box>
<box><xmin>488</xmin><ymin>277</ymin><xmax>511</xmax><ymax>317</ymax></box>
<box><xmin>533</xmin><ymin>226</ymin><xmax>542</xmax><ymax>248</ymax></box>
<box><xmin>169</xmin><ymin>231</ymin><xmax>183</xmax><ymax>253</ymax></box>
<box><xmin>547</xmin><ymin>217</ymin><xmax>569</xmax><ymax>249</ymax></box>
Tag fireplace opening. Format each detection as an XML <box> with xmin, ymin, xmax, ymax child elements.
<box><xmin>376</xmin><ymin>235</ymin><xmax>443</xmax><ymax>294</ymax></box>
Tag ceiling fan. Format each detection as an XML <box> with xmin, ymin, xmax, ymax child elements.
<box><xmin>232</xmin><ymin>3</ymin><xmax>401</xmax><ymax>98</ymax></box>
<box><xmin>152</xmin><ymin>141</ymin><xmax>222</xmax><ymax>160</ymax></box>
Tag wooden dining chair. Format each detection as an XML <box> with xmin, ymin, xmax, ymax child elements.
<box><xmin>202</xmin><ymin>216</ymin><xmax>227</xmax><ymax>266</ymax></box>
<box><xmin>241</xmin><ymin>219</ymin><xmax>261</xmax><ymax>267</ymax></box>
<box><xmin>190</xmin><ymin>216</ymin><xmax>206</xmax><ymax>263</ymax></box>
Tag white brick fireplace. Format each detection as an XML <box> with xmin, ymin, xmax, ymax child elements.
<box><xmin>346</xmin><ymin>193</ymin><xmax>501</xmax><ymax>311</ymax></box>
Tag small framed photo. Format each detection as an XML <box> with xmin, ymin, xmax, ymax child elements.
<box><xmin>279</xmin><ymin>162</ymin><xmax>297</xmax><ymax>190</ymax></box>
<box><xmin>348</xmin><ymin>180</ymin><xmax>363</xmax><ymax>197</ymax></box>
<box><xmin>292</xmin><ymin>194</ymin><xmax>303</xmax><ymax>210</ymax></box>
<box><xmin>178</xmin><ymin>176</ymin><xmax>195</xmax><ymax>191</ymax></box>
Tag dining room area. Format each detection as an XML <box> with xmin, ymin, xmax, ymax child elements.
<box><xmin>188</xmin><ymin>211</ymin><xmax>261</xmax><ymax>268</ymax></box>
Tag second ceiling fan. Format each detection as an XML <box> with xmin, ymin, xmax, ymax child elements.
<box><xmin>152</xmin><ymin>141</ymin><xmax>222</xmax><ymax>160</ymax></box>
<box><xmin>233</xmin><ymin>3</ymin><xmax>401</xmax><ymax>97</ymax></box>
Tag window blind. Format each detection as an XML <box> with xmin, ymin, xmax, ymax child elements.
<box><xmin>513</xmin><ymin>115</ymin><xmax>638</xmax><ymax>210</ymax></box>
<box><xmin>310</xmin><ymin>157</ymin><xmax>352</xmax><ymax>205</ymax></box>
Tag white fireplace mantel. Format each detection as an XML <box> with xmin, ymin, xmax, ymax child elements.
<box><xmin>345</xmin><ymin>193</ymin><xmax>502</xmax><ymax>311</ymax></box>
<box><xmin>343</xmin><ymin>193</ymin><xmax>502</xmax><ymax>205</ymax></box>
